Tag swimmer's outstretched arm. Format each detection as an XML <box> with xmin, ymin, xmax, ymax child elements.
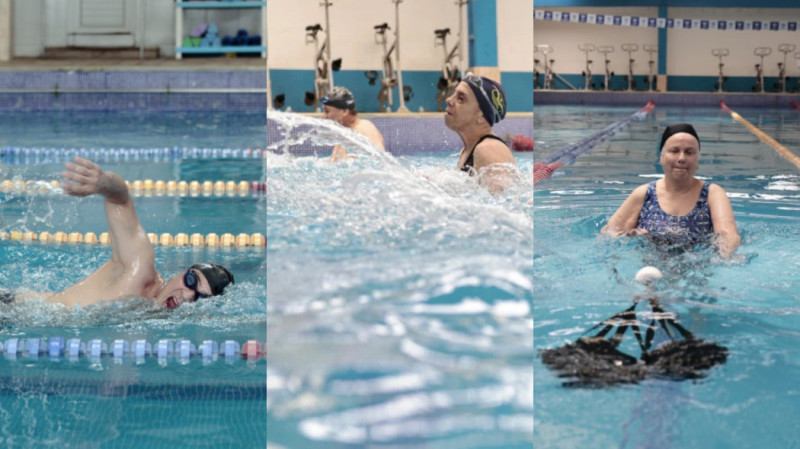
<box><xmin>62</xmin><ymin>158</ymin><xmax>154</xmax><ymax>270</ymax></box>
<box><xmin>601</xmin><ymin>184</ymin><xmax>649</xmax><ymax>237</ymax></box>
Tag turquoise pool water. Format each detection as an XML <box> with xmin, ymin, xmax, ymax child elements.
<box><xmin>267</xmin><ymin>113</ymin><xmax>533</xmax><ymax>448</ymax></box>
<box><xmin>0</xmin><ymin>111</ymin><xmax>266</xmax><ymax>448</ymax></box>
<box><xmin>535</xmin><ymin>105</ymin><xmax>800</xmax><ymax>448</ymax></box>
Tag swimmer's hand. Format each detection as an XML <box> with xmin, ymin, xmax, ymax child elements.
<box><xmin>330</xmin><ymin>145</ymin><xmax>357</xmax><ymax>163</ymax></box>
<box><xmin>62</xmin><ymin>157</ymin><xmax>128</xmax><ymax>204</ymax></box>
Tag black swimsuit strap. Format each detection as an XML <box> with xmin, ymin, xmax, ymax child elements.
<box><xmin>461</xmin><ymin>134</ymin><xmax>507</xmax><ymax>173</ymax></box>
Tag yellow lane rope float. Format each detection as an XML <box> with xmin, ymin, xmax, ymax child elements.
<box><xmin>0</xmin><ymin>180</ymin><xmax>267</xmax><ymax>197</ymax></box>
<box><xmin>720</xmin><ymin>100</ymin><xmax>800</xmax><ymax>170</ymax></box>
<box><xmin>0</xmin><ymin>231</ymin><xmax>265</xmax><ymax>248</ymax></box>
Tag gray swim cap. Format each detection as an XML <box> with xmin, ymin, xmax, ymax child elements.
<box><xmin>321</xmin><ymin>86</ymin><xmax>356</xmax><ymax>110</ymax></box>
<box><xmin>190</xmin><ymin>263</ymin><xmax>234</xmax><ymax>296</ymax></box>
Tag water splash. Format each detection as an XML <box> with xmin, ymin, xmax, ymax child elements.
<box><xmin>267</xmin><ymin>111</ymin><xmax>532</xmax><ymax>447</ymax></box>
<box><xmin>268</xmin><ymin>111</ymin><xmax>398</xmax><ymax>167</ymax></box>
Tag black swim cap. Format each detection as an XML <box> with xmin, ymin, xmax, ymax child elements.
<box><xmin>190</xmin><ymin>263</ymin><xmax>234</xmax><ymax>296</ymax></box>
<box><xmin>321</xmin><ymin>86</ymin><xmax>356</xmax><ymax>110</ymax></box>
<box><xmin>660</xmin><ymin>123</ymin><xmax>700</xmax><ymax>151</ymax></box>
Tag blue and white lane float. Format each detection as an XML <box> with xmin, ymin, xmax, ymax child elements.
<box><xmin>534</xmin><ymin>100</ymin><xmax>655</xmax><ymax>185</ymax></box>
<box><xmin>0</xmin><ymin>147</ymin><xmax>265</xmax><ymax>163</ymax></box>
<box><xmin>0</xmin><ymin>337</ymin><xmax>265</xmax><ymax>363</ymax></box>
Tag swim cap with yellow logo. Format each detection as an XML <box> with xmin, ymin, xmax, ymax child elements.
<box><xmin>463</xmin><ymin>73</ymin><xmax>507</xmax><ymax>126</ymax></box>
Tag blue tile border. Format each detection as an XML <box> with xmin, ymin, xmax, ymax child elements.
<box><xmin>0</xmin><ymin>70</ymin><xmax>266</xmax><ymax>91</ymax></box>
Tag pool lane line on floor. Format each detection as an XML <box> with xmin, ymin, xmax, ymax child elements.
<box><xmin>721</xmin><ymin>100</ymin><xmax>800</xmax><ymax>170</ymax></box>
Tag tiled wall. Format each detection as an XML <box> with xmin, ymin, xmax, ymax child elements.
<box><xmin>0</xmin><ymin>70</ymin><xmax>267</xmax><ymax>111</ymax></box>
<box><xmin>0</xmin><ymin>70</ymin><xmax>266</xmax><ymax>90</ymax></box>
<box><xmin>267</xmin><ymin>116</ymin><xmax>533</xmax><ymax>155</ymax></box>
<box><xmin>0</xmin><ymin>92</ymin><xmax>267</xmax><ymax>112</ymax></box>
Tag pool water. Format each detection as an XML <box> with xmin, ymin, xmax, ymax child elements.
<box><xmin>535</xmin><ymin>105</ymin><xmax>800</xmax><ymax>448</ymax></box>
<box><xmin>0</xmin><ymin>111</ymin><xmax>266</xmax><ymax>448</ymax></box>
<box><xmin>0</xmin><ymin>110</ymin><xmax>268</xmax><ymax>150</ymax></box>
<box><xmin>267</xmin><ymin>113</ymin><xmax>533</xmax><ymax>448</ymax></box>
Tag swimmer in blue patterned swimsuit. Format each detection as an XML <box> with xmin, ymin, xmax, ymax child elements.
<box><xmin>602</xmin><ymin>123</ymin><xmax>741</xmax><ymax>259</ymax></box>
<box><xmin>638</xmin><ymin>180</ymin><xmax>713</xmax><ymax>246</ymax></box>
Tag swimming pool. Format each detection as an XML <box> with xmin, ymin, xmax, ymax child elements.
<box><xmin>267</xmin><ymin>112</ymin><xmax>533</xmax><ymax>448</ymax></box>
<box><xmin>535</xmin><ymin>105</ymin><xmax>800</xmax><ymax>448</ymax></box>
<box><xmin>0</xmin><ymin>109</ymin><xmax>266</xmax><ymax>448</ymax></box>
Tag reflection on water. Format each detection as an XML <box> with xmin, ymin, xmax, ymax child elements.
<box><xmin>267</xmin><ymin>112</ymin><xmax>533</xmax><ymax>448</ymax></box>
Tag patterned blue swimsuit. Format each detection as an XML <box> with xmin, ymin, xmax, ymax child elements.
<box><xmin>638</xmin><ymin>181</ymin><xmax>713</xmax><ymax>245</ymax></box>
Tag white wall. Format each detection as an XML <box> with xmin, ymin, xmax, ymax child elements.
<box><xmin>498</xmin><ymin>0</ymin><xmax>533</xmax><ymax>72</ymax></box>
<box><xmin>669</xmin><ymin>8</ymin><xmax>800</xmax><ymax>77</ymax></box>
<box><xmin>534</xmin><ymin>6</ymin><xmax>800</xmax><ymax>77</ymax></box>
<box><xmin>534</xmin><ymin>7</ymin><xmax>659</xmax><ymax>77</ymax></box>
<box><xmin>1</xmin><ymin>0</ymin><xmax>13</xmax><ymax>60</ymax></box>
<box><xmin>267</xmin><ymin>0</ymin><xmax>468</xmax><ymax>71</ymax></box>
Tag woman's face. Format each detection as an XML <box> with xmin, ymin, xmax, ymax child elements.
<box><xmin>660</xmin><ymin>132</ymin><xmax>700</xmax><ymax>179</ymax></box>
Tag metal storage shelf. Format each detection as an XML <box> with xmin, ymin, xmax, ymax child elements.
<box><xmin>175</xmin><ymin>1</ymin><xmax>266</xmax><ymax>59</ymax></box>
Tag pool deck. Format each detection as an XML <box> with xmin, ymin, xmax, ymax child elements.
<box><xmin>534</xmin><ymin>90</ymin><xmax>800</xmax><ymax>109</ymax></box>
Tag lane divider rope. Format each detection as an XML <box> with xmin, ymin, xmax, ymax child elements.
<box><xmin>1</xmin><ymin>231</ymin><xmax>266</xmax><ymax>247</ymax></box>
<box><xmin>720</xmin><ymin>100</ymin><xmax>800</xmax><ymax>170</ymax></box>
<box><xmin>0</xmin><ymin>179</ymin><xmax>267</xmax><ymax>197</ymax></box>
<box><xmin>535</xmin><ymin>100</ymin><xmax>655</xmax><ymax>185</ymax></box>
<box><xmin>1</xmin><ymin>337</ymin><xmax>265</xmax><ymax>362</ymax></box>
<box><xmin>0</xmin><ymin>147</ymin><xmax>266</xmax><ymax>161</ymax></box>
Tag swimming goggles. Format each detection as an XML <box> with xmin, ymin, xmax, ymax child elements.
<box><xmin>184</xmin><ymin>269</ymin><xmax>209</xmax><ymax>302</ymax></box>
<box><xmin>463</xmin><ymin>72</ymin><xmax>502</xmax><ymax>125</ymax></box>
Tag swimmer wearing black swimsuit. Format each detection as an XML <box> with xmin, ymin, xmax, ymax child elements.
<box><xmin>460</xmin><ymin>134</ymin><xmax>509</xmax><ymax>174</ymax></box>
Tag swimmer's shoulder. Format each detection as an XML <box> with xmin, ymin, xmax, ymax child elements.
<box><xmin>474</xmin><ymin>135</ymin><xmax>515</xmax><ymax>166</ymax></box>
<box><xmin>355</xmin><ymin>119</ymin><xmax>385</xmax><ymax>150</ymax></box>
<box><xmin>629</xmin><ymin>183</ymin><xmax>650</xmax><ymax>202</ymax></box>
<box><xmin>706</xmin><ymin>182</ymin><xmax>725</xmax><ymax>194</ymax></box>
<box><xmin>354</xmin><ymin>118</ymin><xmax>380</xmax><ymax>133</ymax></box>
<box><xmin>706</xmin><ymin>182</ymin><xmax>731</xmax><ymax>203</ymax></box>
